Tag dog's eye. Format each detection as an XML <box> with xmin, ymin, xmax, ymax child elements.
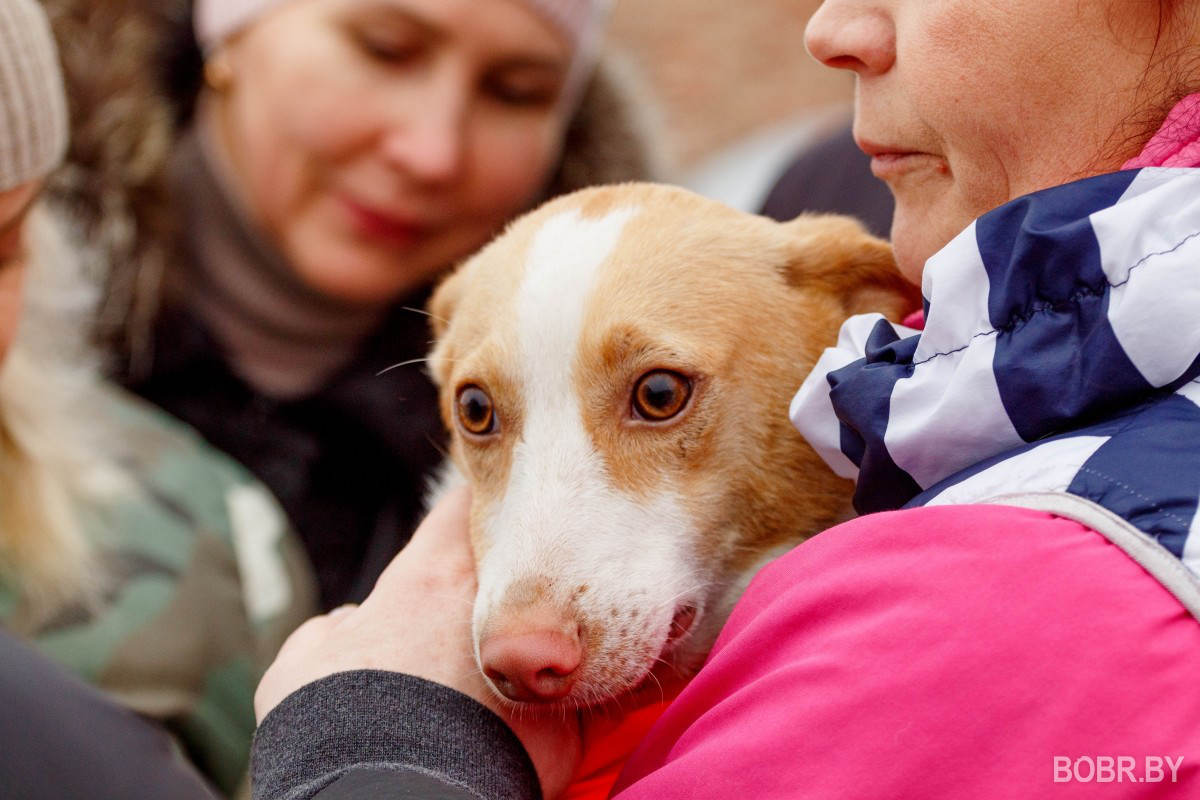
<box><xmin>456</xmin><ymin>385</ymin><xmax>498</xmax><ymax>436</ymax></box>
<box><xmin>632</xmin><ymin>371</ymin><xmax>691</xmax><ymax>422</ymax></box>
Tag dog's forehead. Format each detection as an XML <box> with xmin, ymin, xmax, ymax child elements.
<box><xmin>507</xmin><ymin>205</ymin><xmax>640</xmax><ymax>387</ymax></box>
<box><xmin>462</xmin><ymin>185</ymin><xmax>778</xmax><ymax>304</ymax></box>
<box><xmin>520</xmin><ymin>205</ymin><xmax>639</xmax><ymax>306</ymax></box>
<box><xmin>445</xmin><ymin>184</ymin><xmax>796</xmax><ymax>372</ymax></box>
<box><xmin>523</xmin><ymin>188</ymin><xmax>779</xmax><ymax>293</ymax></box>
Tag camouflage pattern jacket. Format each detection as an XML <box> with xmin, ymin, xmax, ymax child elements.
<box><xmin>0</xmin><ymin>385</ymin><xmax>317</xmax><ymax>797</ymax></box>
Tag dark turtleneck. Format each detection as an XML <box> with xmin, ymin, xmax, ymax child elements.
<box><xmin>126</xmin><ymin>113</ymin><xmax>447</xmax><ymax>610</ymax></box>
<box><xmin>179</xmin><ymin>105</ymin><xmax>389</xmax><ymax>398</ymax></box>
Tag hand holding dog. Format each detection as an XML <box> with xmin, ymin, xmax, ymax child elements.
<box><xmin>254</xmin><ymin>487</ymin><xmax>583</xmax><ymax>798</ymax></box>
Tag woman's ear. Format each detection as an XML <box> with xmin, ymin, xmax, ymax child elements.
<box><xmin>203</xmin><ymin>50</ymin><xmax>235</xmax><ymax>93</ymax></box>
<box><xmin>780</xmin><ymin>214</ymin><xmax>920</xmax><ymax>322</ymax></box>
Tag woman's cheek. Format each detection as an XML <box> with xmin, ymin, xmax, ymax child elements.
<box><xmin>0</xmin><ymin>260</ymin><xmax>27</xmax><ymax>364</ymax></box>
<box><xmin>471</xmin><ymin>117</ymin><xmax>561</xmax><ymax>212</ymax></box>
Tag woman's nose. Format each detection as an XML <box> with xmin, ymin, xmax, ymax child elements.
<box><xmin>379</xmin><ymin>89</ymin><xmax>469</xmax><ymax>187</ymax></box>
<box><xmin>806</xmin><ymin>0</ymin><xmax>896</xmax><ymax>77</ymax></box>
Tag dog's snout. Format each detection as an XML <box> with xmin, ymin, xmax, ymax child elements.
<box><xmin>480</xmin><ymin>612</ymin><xmax>584</xmax><ymax>703</ymax></box>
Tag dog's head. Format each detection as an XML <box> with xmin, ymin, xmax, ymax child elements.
<box><xmin>427</xmin><ymin>184</ymin><xmax>916</xmax><ymax>707</ymax></box>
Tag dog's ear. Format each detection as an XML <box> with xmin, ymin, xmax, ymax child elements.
<box><xmin>779</xmin><ymin>214</ymin><xmax>920</xmax><ymax>322</ymax></box>
<box><xmin>428</xmin><ymin>262</ymin><xmax>468</xmax><ymax>340</ymax></box>
<box><xmin>425</xmin><ymin>262</ymin><xmax>471</xmax><ymax>389</ymax></box>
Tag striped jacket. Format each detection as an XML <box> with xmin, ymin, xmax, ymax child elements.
<box><xmin>792</xmin><ymin>166</ymin><xmax>1200</xmax><ymax>587</ymax></box>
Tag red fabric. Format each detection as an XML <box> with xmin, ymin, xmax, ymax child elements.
<box><xmin>1123</xmin><ymin>93</ymin><xmax>1200</xmax><ymax>169</ymax></box>
<box><xmin>560</xmin><ymin>690</ymin><xmax>681</xmax><ymax>800</ymax></box>
<box><xmin>611</xmin><ymin>505</ymin><xmax>1200</xmax><ymax>798</ymax></box>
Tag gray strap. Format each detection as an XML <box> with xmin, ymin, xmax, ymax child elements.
<box><xmin>984</xmin><ymin>492</ymin><xmax>1200</xmax><ymax>624</ymax></box>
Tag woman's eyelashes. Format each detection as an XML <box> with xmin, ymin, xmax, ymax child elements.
<box><xmin>346</xmin><ymin>23</ymin><xmax>562</xmax><ymax>108</ymax></box>
<box><xmin>351</xmin><ymin>26</ymin><xmax>425</xmax><ymax>66</ymax></box>
<box><xmin>483</xmin><ymin>70</ymin><xmax>561</xmax><ymax>108</ymax></box>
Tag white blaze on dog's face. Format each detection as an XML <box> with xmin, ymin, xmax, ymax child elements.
<box><xmin>428</xmin><ymin>184</ymin><xmax>916</xmax><ymax>706</ymax></box>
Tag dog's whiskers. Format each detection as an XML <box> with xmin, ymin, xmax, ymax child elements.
<box><xmin>648</xmin><ymin>582</ymin><xmax>715</xmax><ymax>613</ymax></box>
<box><xmin>376</xmin><ymin>357</ymin><xmax>435</xmax><ymax>376</ymax></box>
<box><xmin>401</xmin><ymin>305</ymin><xmax>450</xmax><ymax>325</ymax></box>
<box><xmin>425</xmin><ymin>433</ymin><xmax>451</xmax><ymax>461</ymax></box>
<box><xmin>642</xmin><ymin>667</ymin><xmax>667</xmax><ymax>707</ymax></box>
<box><xmin>652</xmin><ymin>654</ymin><xmax>691</xmax><ymax>682</ymax></box>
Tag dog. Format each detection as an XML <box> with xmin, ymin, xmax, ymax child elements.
<box><xmin>426</xmin><ymin>183</ymin><xmax>916</xmax><ymax>709</ymax></box>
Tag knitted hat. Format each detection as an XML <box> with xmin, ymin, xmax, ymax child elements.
<box><xmin>194</xmin><ymin>0</ymin><xmax>613</xmax><ymax>99</ymax></box>
<box><xmin>0</xmin><ymin>0</ymin><xmax>69</xmax><ymax>191</ymax></box>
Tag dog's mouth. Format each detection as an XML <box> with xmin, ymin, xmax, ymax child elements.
<box><xmin>662</xmin><ymin>603</ymin><xmax>699</xmax><ymax>654</ymax></box>
<box><xmin>609</xmin><ymin>603</ymin><xmax>704</xmax><ymax>705</ymax></box>
<box><xmin>644</xmin><ymin>602</ymin><xmax>703</xmax><ymax>682</ymax></box>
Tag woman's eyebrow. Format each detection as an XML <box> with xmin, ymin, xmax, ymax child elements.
<box><xmin>353</xmin><ymin>1</ymin><xmax>569</xmax><ymax>68</ymax></box>
<box><xmin>352</xmin><ymin>1</ymin><xmax>440</xmax><ymax>38</ymax></box>
<box><xmin>492</xmin><ymin>56</ymin><xmax>568</xmax><ymax>74</ymax></box>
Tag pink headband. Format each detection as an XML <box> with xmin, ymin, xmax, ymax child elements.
<box><xmin>0</xmin><ymin>0</ymin><xmax>68</xmax><ymax>189</ymax></box>
<box><xmin>194</xmin><ymin>0</ymin><xmax>283</xmax><ymax>52</ymax></box>
<box><xmin>195</xmin><ymin>0</ymin><xmax>612</xmax><ymax>98</ymax></box>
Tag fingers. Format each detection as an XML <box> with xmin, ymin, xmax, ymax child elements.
<box><xmin>507</xmin><ymin>711</ymin><xmax>584</xmax><ymax>799</ymax></box>
<box><xmin>405</xmin><ymin>485</ymin><xmax>473</xmax><ymax>556</ymax></box>
<box><xmin>255</xmin><ymin>611</ymin><xmax>344</xmax><ymax>720</ymax></box>
<box><xmin>275</xmin><ymin>612</ymin><xmax>340</xmax><ymax>659</ymax></box>
<box><xmin>371</xmin><ymin>486</ymin><xmax>476</xmax><ymax>597</ymax></box>
<box><xmin>327</xmin><ymin>603</ymin><xmax>358</xmax><ymax>619</ymax></box>
<box><xmin>354</xmin><ymin>489</ymin><xmax>478</xmax><ymax>648</ymax></box>
<box><xmin>254</xmin><ymin>487</ymin><xmax>483</xmax><ymax>722</ymax></box>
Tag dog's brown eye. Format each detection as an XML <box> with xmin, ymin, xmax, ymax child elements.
<box><xmin>457</xmin><ymin>385</ymin><xmax>497</xmax><ymax>436</ymax></box>
<box><xmin>632</xmin><ymin>371</ymin><xmax>691</xmax><ymax>422</ymax></box>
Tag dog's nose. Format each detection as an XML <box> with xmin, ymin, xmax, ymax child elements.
<box><xmin>480</xmin><ymin>627</ymin><xmax>583</xmax><ymax>703</ymax></box>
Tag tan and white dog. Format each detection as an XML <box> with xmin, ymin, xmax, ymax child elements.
<box><xmin>427</xmin><ymin>183</ymin><xmax>916</xmax><ymax>708</ymax></box>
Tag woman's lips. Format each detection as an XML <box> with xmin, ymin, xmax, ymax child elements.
<box><xmin>339</xmin><ymin>195</ymin><xmax>435</xmax><ymax>247</ymax></box>
<box><xmin>857</xmin><ymin>139</ymin><xmax>946</xmax><ymax>180</ymax></box>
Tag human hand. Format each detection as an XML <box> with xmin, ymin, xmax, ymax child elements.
<box><xmin>254</xmin><ymin>487</ymin><xmax>582</xmax><ymax>798</ymax></box>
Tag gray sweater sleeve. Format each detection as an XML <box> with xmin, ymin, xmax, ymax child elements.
<box><xmin>251</xmin><ymin>670</ymin><xmax>541</xmax><ymax>800</ymax></box>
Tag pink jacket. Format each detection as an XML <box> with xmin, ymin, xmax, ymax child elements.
<box><xmin>613</xmin><ymin>505</ymin><xmax>1200</xmax><ymax>797</ymax></box>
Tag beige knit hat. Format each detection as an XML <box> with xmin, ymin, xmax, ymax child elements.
<box><xmin>195</xmin><ymin>0</ymin><xmax>613</xmax><ymax>101</ymax></box>
<box><xmin>0</xmin><ymin>0</ymin><xmax>69</xmax><ymax>191</ymax></box>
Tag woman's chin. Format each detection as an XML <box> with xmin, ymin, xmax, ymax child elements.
<box><xmin>889</xmin><ymin>194</ymin><xmax>981</xmax><ymax>286</ymax></box>
<box><xmin>889</xmin><ymin>218</ymin><xmax>943</xmax><ymax>286</ymax></box>
<box><xmin>285</xmin><ymin>240</ymin><xmax>442</xmax><ymax>306</ymax></box>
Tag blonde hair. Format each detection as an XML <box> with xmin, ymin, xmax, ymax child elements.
<box><xmin>0</xmin><ymin>205</ymin><xmax>128</xmax><ymax>627</ymax></box>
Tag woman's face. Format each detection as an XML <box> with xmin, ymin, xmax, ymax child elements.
<box><xmin>0</xmin><ymin>182</ymin><xmax>38</xmax><ymax>363</ymax></box>
<box><xmin>806</xmin><ymin>0</ymin><xmax>1187</xmax><ymax>281</ymax></box>
<box><xmin>214</xmin><ymin>0</ymin><xmax>572</xmax><ymax>304</ymax></box>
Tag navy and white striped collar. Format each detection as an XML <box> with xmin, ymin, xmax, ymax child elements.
<box><xmin>792</xmin><ymin>167</ymin><xmax>1200</xmax><ymax>545</ymax></box>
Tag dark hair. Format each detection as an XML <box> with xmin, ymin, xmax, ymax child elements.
<box><xmin>152</xmin><ymin>0</ymin><xmax>205</xmax><ymax>127</ymax></box>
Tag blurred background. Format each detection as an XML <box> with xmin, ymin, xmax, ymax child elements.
<box><xmin>608</xmin><ymin>0</ymin><xmax>854</xmax><ymax>210</ymax></box>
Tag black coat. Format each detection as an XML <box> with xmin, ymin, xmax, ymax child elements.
<box><xmin>760</xmin><ymin>124</ymin><xmax>895</xmax><ymax>239</ymax></box>
<box><xmin>127</xmin><ymin>301</ymin><xmax>446</xmax><ymax>610</ymax></box>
